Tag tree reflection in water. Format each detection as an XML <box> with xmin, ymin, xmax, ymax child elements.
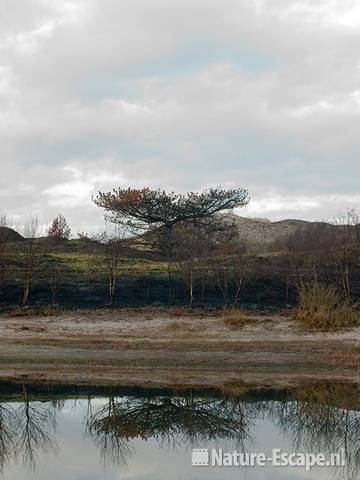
<box><xmin>85</xmin><ymin>383</ymin><xmax>360</xmax><ymax>479</ymax></box>
<box><xmin>0</xmin><ymin>385</ymin><xmax>58</xmax><ymax>473</ymax></box>
<box><xmin>0</xmin><ymin>402</ymin><xmax>16</xmax><ymax>474</ymax></box>
<box><xmin>86</xmin><ymin>396</ymin><xmax>134</xmax><ymax>467</ymax></box>
<box><xmin>0</xmin><ymin>382</ymin><xmax>359</xmax><ymax>478</ymax></box>
<box><xmin>269</xmin><ymin>384</ymin><xmax>360</xmax><ymax>480</ymax></box>
<box><xmin>85</xmin><ymin>392</ymin><xmax>256</xmax><ymax>466</ymax></box>
<box><xmin>15</xmin><ymin>386</ymin><xmax>58</xmax><ymax>472</ymax></box>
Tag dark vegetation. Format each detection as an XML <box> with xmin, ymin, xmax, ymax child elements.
<box><xmin>1</xmin><ymin>191</ymin><xmax>360</xmax><ymax>328</ymax></box>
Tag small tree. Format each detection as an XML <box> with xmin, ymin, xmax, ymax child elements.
<box><xmin>43</xmin><ymin>254</ymin><xmax>66</xmax><ymax>305</ymax></box>
<box><xmin>21</xmin><ymin>217</ymin><xmax>41</xmax><ymax>306</ymax></box>
<box><xmin>48</xmin><ymin>214</ymin><xmax>71</xmax><ymax>240</ymax></box>
<box><xmin>228</xmin><ymin>241</ymin><xmax>249</xmax><ymax>308</ymax></box>
<box><xmin>333</xmin><ymin>209</ymin><xmax>360</xmax><ymax>299</ymax></box>
<box><xmin>173</xmin><ymin>222</ymin><xmax>211</xmax><ymax>306</ymax></box>
<box><xmin>91</xmin><ymin>228</ymin><xmax>126</xmax><ymax>306</ymax></box>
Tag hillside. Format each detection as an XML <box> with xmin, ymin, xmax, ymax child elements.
<box><xmin>229</xmin><ymin>215</ymin><xmax>323</xmax><ymax>251</ymax></box>
<box><xmin>0</xmin><ymin>226</ymin><xmax>24</xmax><ymax>242</ymax></box>
<box><xmin>0</xmin><ymin>216</ymin><xmax>342</xmax><ymax>254</ymax></box>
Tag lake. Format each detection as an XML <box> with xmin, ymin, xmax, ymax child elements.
<box><xmin>0</xmin><ymin>383</ymin><xmax>359</xmax><ymax>479</ymax></box>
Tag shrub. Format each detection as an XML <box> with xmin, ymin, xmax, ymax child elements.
<box><xmin>294</xmin><ymin>283</ymin><xmax>359</xmax><ymax>331</ymax></box>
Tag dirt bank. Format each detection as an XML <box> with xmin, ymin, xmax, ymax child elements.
<box><xmin>0</xmin><ymin>309</ymin><xmax>359</xmax><ymax>389</ymax></box>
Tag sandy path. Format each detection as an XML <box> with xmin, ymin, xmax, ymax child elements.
<box><xmin>0</xmin><ymin>310</ymin><xmax>359</xmax><ymax>389</ymax></box>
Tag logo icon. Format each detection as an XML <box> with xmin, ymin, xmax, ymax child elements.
<box><xmin>192</xmin><ymin>449</ymin><xmax>210</xmax><ymax>467</ymax></box>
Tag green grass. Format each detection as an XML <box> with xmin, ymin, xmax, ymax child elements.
<box><xmin>4</xmin><ymin>250</ymin><xmax>169</xmax><ymax>285</ymax></box>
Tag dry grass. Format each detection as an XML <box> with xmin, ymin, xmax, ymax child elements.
<box><xmin>168</xmin><ymin>307</ymin><xmax>190</xmax><ymax>318</ymax></box>
<box><xmin>222</xmin><ymin>309</ymin><xmax>250</xmax><ymax>328</ymax></box>
<box><xmin>7</xmin><ymin>305</ymin><xmax>63</xmax><ymax>317</ymax></box>
<box><xmin>165</xmin><ymin>320</ymin><xmax>202</xmax><ymax>332</ymax></box>
<box><xmin>166</xmin><ymin>321</ymin><xmax>190</xmax><ymax>331</ymax></box>
<box><xmin>2</xmin><ymin>304</ymin><xmax>220</xmax><ymax>319</ymax></box>
<box><xmin>294</xmin><ymin>283</ymin><xmax>359</xmax><ymax>331</ymax></box>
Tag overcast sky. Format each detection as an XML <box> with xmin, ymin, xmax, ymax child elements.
<box><xmin>1</xmin><ymin>0</ymin><xmax>360</xmax><ymax>234</ymax></box>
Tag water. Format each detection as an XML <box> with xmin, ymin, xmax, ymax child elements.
<box><xmin>0</xmin><ymin>383</ymin><xmax>359</xmax><ymax>479</ymax></box>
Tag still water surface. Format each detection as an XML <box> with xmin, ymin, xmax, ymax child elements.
<box><xmin>0</xmin><ymin>383</ymin><xmax>359</xmax><ymax>479</ymax></box>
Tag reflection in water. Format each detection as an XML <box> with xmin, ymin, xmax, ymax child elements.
<box><xmin>0</xmin><ymin>386</ymin><xmax>58</xmax><ymax>474</ymax></box>
<box><xmin>85</xmin><ymin>393</ymin><xmax>256</xmax><ymax>466</ymax></box>
<box><xmin>86</xmin><ymin>396</ymin><xmax>134</xmax><ymax>467</ymax></box>
<box><xmin>269</xmin><ymin>384</ymin><xmax>360</xmax><ymax>480</ymax></box>
<box><xmin>0</xmin><ymin>402</ymin><xmax>15</xmax><ymax>474</ymax></box>
<box><xmin>0</xmin><ymin>382</ymin><xmax>359</xmax><ymax>479</ymax></box>
<box><xmin>16</xmin><ymin>386</ymin><xmax>58</xmax><ymax>472</ymax></box>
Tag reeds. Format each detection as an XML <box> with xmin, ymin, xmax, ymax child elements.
<box><xmin>294</xmin><ymin>283</ymin><xmax>359</xmax><ymax>330</ymax></box>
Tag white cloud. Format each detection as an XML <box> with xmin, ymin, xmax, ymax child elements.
<box><xmin>256</xmin><ymin>0</ymin><xmax>360</xmax><ymax>27</ymax></box>
<box><xmin>245</xmin><ymin>195</ymin><xmax>320</xmax><ymax>215</ymax></box>
<box><xmin>43</xmin><ymin>180</ymin><xmax>93</xmax><ymax>207</ymax></box>
<box><xmin>243</xmin><ymin>193</ymin><xmax>360</xmax><ymax>221</ymax></box>
<box><xmin>43</xmin><ymin>163</ymin><xmax>125</xmax><ymax>208</ymax></box>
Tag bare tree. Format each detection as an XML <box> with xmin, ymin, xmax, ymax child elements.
<box><xmin>91</xmin><ymin>227</ymin><xmax>126</xmax><ymax>306</ymax></box>
<box><xmin>21</xmin><ymin>217</ymin><xmax>40</xmax><ymax>306</ymax></box>
<box><xmin>45</xmin><ymin>256</ymin><xmax>66</xmax><ymax>305</ymax></box>
<box><xmin>229</xmin><ymin>242</ymin><xmax>250</xmax><ymax>307</ymax></box>
<box><xmin>173</xmin><ymin>222</ymin><xmax>214</xmax><ymax>306</ymax></box>
<box><xmin>333</xmin><ymin>209</ymin><xmax>360</xmax><ymax>299</ymax></box>
<box><xmin>206</xmin><ymin>239</ymin><xmax>249</xmax><ymax>307</ymax></box>
<box><xmin>210</xmin><ymin>258</ymin><xmax>230</xmax><ymax>306</ymax></box>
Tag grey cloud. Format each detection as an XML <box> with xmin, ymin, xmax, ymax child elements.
<box><xmin>1</xmin><ymin>0</ymin><xmax>360</xmax><ymax>231</ymax></box>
